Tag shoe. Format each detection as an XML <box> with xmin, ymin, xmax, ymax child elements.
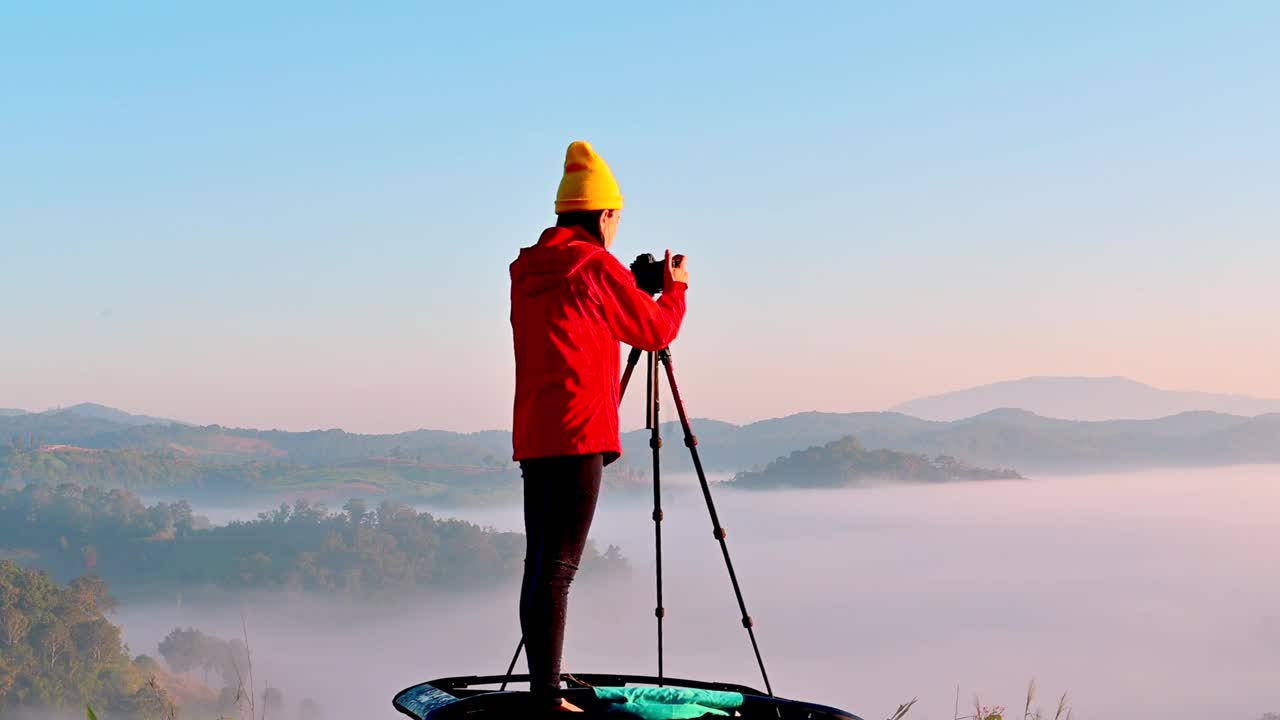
<box><xmin>550</xmin><ymin>698</ymin><xmax>584</xmax><ymax>712</ymax></box>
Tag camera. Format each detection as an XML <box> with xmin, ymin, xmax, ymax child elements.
<box><xmin>629</xmin><ymin>253</ymin><xmax>682</xmax><ymax>295</ymax></box>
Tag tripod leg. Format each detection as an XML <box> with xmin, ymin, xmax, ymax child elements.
<box><xmin>647</xmin><ymin>351</ymin><xmax>666</xmax><ymax>686</ymax></box>
<box><xmin>619</xmin><ymin>346</ymin><xmax>644</xmax><ymax>401</ymax></box>
<box><xmin>499</xmin><ymin>637</ymin><xmax>523</xmax><ymax>691</ymax></box>
<box><xmin>657</xmin><ymin>348</ymin><xmax>773</xmax><ymax>696</ymax></box>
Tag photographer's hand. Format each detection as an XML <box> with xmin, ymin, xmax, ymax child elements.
<box><xmin>591</xmin><ymin>251</ymin><xmax>687</xmax><ymax>352</ymax></box>
<box><xmin>664</xmin><ymin>249</ymin><xmax>689</xmax><ymax>293</ymax></box>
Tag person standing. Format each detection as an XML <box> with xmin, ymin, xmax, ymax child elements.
<box><xmin>509</xmin><ymin>141</ymin><xmax>689</xmax><ymax>711</ymax></box>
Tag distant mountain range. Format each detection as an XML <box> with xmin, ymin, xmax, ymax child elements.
<box><xmin>3</xmin><ymin>397</ymin><xmax>1279</xmax><ymax>503</ymax></box>
<box><xmin>0</xmin><ymin>409</ymin><xmax>523</xmax><ymax>506</ymax></box>
<box><xmin>620</xmin><ymin>407</ymin><xmax>1280</xmax><ymax>475</ymax></box>
<box><xmin>0</xmin><ymin>402</ymin><xmax>189</xmax><ymax>426</ymax></box>
<box><xmin>893</xmin><ymin>376</ymin><xmax>1280</xmax><ymax>421</ymax></box>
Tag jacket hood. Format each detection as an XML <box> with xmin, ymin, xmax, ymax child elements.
<box><xmin>511</xmin><ymin>227</ymin><xmax>607</xmax><ymax>296</ymax></box>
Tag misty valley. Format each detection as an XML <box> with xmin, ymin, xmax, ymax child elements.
<box><xmin>2</xmin><ymin>402</ymin><xmax>1279</xmax><ymax>719</ymax></box>
<box><xmin>11</xmin><ymin>1</ymin><xmax>1280</xmax><ymax>717</ymax></box>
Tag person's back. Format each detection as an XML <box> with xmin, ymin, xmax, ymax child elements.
<box><xmin>511</xmin><ymin>225</ymin><xmax>685</xmax><ymax>466</ymax></box>
<box><xmin>509</xmin><ymin>141</ymin><xmax>689</xmax><ymax>712</ymax></box>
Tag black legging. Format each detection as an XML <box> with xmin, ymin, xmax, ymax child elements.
<box><xmin>519</xmin><ymin>453</ymin><xmax>603</xmax><ymax>705</ymax></box>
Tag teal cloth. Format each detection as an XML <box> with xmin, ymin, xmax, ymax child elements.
<box><xmin>593</xmin><ymin>687</ymin><xmax>745</xmax><ymax>720</ymax></box>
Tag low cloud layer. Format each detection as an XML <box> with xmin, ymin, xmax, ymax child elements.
<box><xmin>115</xmin><ymin>466</ymin><xmax>1280</xmax><ymax>720</ymax></box>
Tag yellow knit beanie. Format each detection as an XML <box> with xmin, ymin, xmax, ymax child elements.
<box><xmin>555</xmin><ymin>140</ymin><xmax>624</xmax><ymax>213</ymax></box>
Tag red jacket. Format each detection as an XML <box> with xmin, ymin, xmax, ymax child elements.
<box><xmin>510</xmin><ymin>227</ymin><xmax>687</xmax><ymax>464</ymax></box>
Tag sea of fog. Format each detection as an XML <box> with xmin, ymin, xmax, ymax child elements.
<box><xmin>120</xmin><ymin>466</ymin><xmax>1280</xmax><ymax>720</ymax></box>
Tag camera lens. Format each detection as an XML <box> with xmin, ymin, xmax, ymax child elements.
<box><xmin>630</xmin><ymin>253</ymin><xmax>665</xmax><ymax>295</ymax></box>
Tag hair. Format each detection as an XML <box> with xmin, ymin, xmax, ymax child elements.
<box><xmin>555</xmin><ymin>210</ymin><xmax>605</xmax><ymax>244</ymax></box>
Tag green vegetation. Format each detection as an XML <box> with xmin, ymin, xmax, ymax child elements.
<box><xmin>13</xmin><ymin>404</ymin><xmax>1279</xmax><ymax>507</ymax></box>
<box><xmin>14</xmin><ymin>401</ymin><xmax>1277</xmax><ymax>504</ymax></box>
<box><xmin>0</xmin><ymin>413</ymin><xmax>650</xmax><ymax>506</ymax></box>
<box><xmin>727</xmin><ymin>436</ymin><xmax>1022</xmax><ymax>490</ymax></box>
<box><xmin>0</xmin><ymin>561</ymin><xmax>178</xmax><ymax>718</ymax></box>
<box><xmin>0</xmin><ymin>483</ymin><xmax>627</xmax><ymax>599</ymax></box>
<box><xmin>0</xmin><ymin>444</ymin><xmax>523</xmax><ymax>507</ymax></box>
<box><xmin>2</xmin><ymin>445</ymin><xmax>204</xmax><ymax>492</ymax></box>
<box><xmin>0</xmin><ymin>411</ymin><xmax>512</xmax><ymax>466</ymax></box>
<box><xmin>157</xmin><ymin>628</ymin><xmax>247</xmax><ymax>689</ymax></box>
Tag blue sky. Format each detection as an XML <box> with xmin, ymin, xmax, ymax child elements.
<box><xmin>2</xmin><ymin>2</ymin><xmax>1277</xmax><ymax>432</ymax></box>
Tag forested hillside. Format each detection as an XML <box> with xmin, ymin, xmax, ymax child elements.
<box><xmin>728</xmin><ymin>436</ymin><xmax>1022</xmax><ymax>489</ymax></box>
<box><xmin>0</xmin><ymin>561</ymin><xmax>180</xmax><ymax>717</ymax></box>
<box><xmin>0</xmin><ymin>411</ymin><xmax>650</xmax><ymax>505</ymax></box>
<box><xmin>0</xmin><ymin>484</ymin><xmax>627</xmax><ymax>599</ymax></box>
<box><xmin>5</xmin><ymin>406</ymin><xmax>1280</xmax><ymax>505</ymax></box>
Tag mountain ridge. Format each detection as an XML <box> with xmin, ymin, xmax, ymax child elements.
<box><xmin>5</xmin><ymin>391</ymin><xmax>1279</xmax><ymax>499</ymax></box>
<box><xmin>893</xmin><ymin>376</ymin><xmax>1280</xmax><ymax>421</ymax></box>
<box><xmin>5</xmin><ymin>404</ymin><xmax>1278</xmax><ymax>478</ymax></box>
<box><xmin>1</xmin><ymin>402</ymin><xmax>190</xmax><ymax>426</ymax></box>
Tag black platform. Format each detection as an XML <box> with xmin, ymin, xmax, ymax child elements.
<box><xmin>393</xmin><ymin>673</ymin><xmax>864</xmax><ymax>720</ymax></box>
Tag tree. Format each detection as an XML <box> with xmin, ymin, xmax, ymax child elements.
<box><xmin>159</xmin><ymin>626</ymin><xmax>249</xmax><ymax>687</ymax></box>
<box><xmin>68</xmin><ymin>574</ymin><xmax>115</xmax><ymax>613</ymax></box>
<box><xmin>342</xmin><ymin>498</ymin><xmax>367</xmax><ymax>525</ymax></box>
<box><xmin>134</xmin><ymin>654</ymin><xmax>162</xmax><ymax>676</ymax></box>
<box><xmin>0</xmin><ymin>660</ymin><xmax>14</xmax><ymax>697</ymax></box>
<box><xmin>33</xmin><ymin>621</ymin><xmax>71</xmax><ymax>668</ymax></box>
<box><xmin>158</xmin><ymin>627</ymin><xmax>206</xmax><ymax>674</ymax></box>
<box><xmin>73</xmin><ymin>617</ymin><xmax>122</xmax><ymax>663</ymax></box>
<box><xmin>133</xmin><ymin>675</ymin><xmax>177</xmax><ymax>720</ymax></box>
<box><xmin>0</xmin><ymin>564</ymin><xmax>148</xmax><ymax>711</ymax></box>
<box><xmin>0</xmin><ymin>607</ymin><xmax>30</xmax><ymax>647</ymax></box>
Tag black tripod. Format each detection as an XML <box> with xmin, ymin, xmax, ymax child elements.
<box><xmin>502</xmin><ymin>345</ymin><xmax>772</xmax><ymax>697</ymax></box>
<box><xmin>624</xmin><ymin>344</ymin><xmax>773</xmax><ymax>696</ymax></box>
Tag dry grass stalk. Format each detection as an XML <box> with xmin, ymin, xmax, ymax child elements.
<box><xmin>887</xmin><ymin>697</ymin><xmax>917</xmax><ymax>720</ymax></box>
<box><xmin>1052</xmin><ymin>692</ymin><xmax>1068</xmax><ymax>720</ymax></box>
